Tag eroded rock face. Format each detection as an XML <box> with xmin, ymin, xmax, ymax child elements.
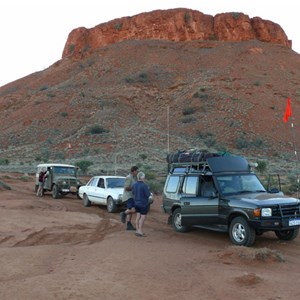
<box><xmin>62</xmin><ymin>8</ymin><xmax>291</xmax><ymax>59</ymax></box>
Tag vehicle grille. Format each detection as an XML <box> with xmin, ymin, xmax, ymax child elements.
<box><xmin>272</xmin><ymin>204</ymin><xmax>300</xmax><ymax>217</ymax></box>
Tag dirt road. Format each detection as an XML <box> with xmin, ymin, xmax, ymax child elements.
<box><xmin>0</xmin><ymin>173</ymin><xmax>299</xmax><ymax>300</ymax></box>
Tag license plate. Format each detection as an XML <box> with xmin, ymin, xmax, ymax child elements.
<box><xmin>62</xmin><ymin>189</ymin><xmax>70</xmax><ymax>192</ymax></box>
<box><xmin>289</xmin><ymin>219</ymin><xmax>300</xmax><ymax>226</ymax></box>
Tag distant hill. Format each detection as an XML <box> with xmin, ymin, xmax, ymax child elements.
<box><xmin>0</xmin><ymin>8</ymin><xmax>299</xmax><ymax>175</ymax></box>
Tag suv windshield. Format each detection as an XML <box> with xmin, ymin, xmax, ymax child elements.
<box><xmin>52</xmin><ymin>166</ymin><xmax>76</xmax><ymax>176</ymax></box>
<box><xmin>216</xmin><ymin>174</ymin><xmax>266</xmax><ymax>195</ymax></box>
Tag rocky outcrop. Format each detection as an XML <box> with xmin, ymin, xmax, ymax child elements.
<box><xmin>62</xmin><ymin>8</ymin><xmax>291</xmax><ymax>59</ymax></box>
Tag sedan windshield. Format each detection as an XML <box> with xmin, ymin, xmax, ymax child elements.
<box><xmin>216</xmin><ymin>174</ymin><xmax>266</xmax><ymax>195</ymax></box>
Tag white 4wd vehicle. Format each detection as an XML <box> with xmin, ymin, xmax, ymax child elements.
<box><xmin>35</xmin><ymin>163</ymin><xmax>81</xmax><ymax>199</ymax></box>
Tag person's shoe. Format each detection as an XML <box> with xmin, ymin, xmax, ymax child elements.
<box><xmin>126</xmin><ymin>222</ymin><xmax>136</xmax><ymax>231</ymax></box>
<box><xmin>135</xmin><ymin>232</ymin><xmax>146</xmax><ymax>237</ymax></box>
<box><xmin>119</xmin><ymin>212</ymin><xmax>126</xmax><ymax>223</ymax></box>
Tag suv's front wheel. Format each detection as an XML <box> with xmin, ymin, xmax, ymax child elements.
<box><xmin>52</xmin><ymin>184</ymin><xmax>60</xmax><ymax>199</ymax></box>
<box><xmin>172</xmin><ymin>208</ymin><xmax>191</xmax><ymax>233</ymax></box>
<box><xmin>229</xmin><ymin>216</ymin><xmax>256</xmax><ymax>246</ymax></box>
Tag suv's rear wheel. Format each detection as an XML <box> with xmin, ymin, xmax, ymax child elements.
<box><xmin>107</xmin><ymin>196</ymin><xmax>117</xmax><ymax>213</ymax></box>
<box><xmin>229</xmin><ymin>216</ymin><xmax>256</xmax><ymax>246</ymax></box>
<box><xmin>172</xmin><ymin>208</ymin><xmax>191</xmax><ymax>233</ymax></box>
<box><xmin>275</xmin><ymin>228</ymin><xmax>299</xmax><ymax>240</ymax></box>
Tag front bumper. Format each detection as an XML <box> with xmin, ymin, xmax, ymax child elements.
<box><xmin>249</xmin><ymin>217</ymin><xmax>300</xmax><ymax>230</ymax></box>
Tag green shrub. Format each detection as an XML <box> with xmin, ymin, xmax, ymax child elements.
<box><xmin>231</xmin><ymin>12</ymin><xmax>240</xmax><ymax>20</ymax></box>
<box><xmin>182</xmin><ymin>107</ymin><xmax>196</xmax><ymax>115</ymax></box>
<box><xmin>182</xmin><ymin>116</ymin><xmax>195</xmax><ymax>123</ymax></box>
<box><xmin>76</xmin><ymin>160</ymin><xmax>93</xmax><ymax>175</ymax></box>
<box><xmin>235</xmin><ymin>136</ymin><xmax>249</xmax><ymax>149</ymax></box>
<box><xmin>60</xmin><ymin>112</ymin><xmax>68</xmax><ymax>117</ymax></box>
<box><xmin>139</xmin><ymin>154</ymin><xmax>147</xmax><ymax>161</ymax></box>
<box><xmin>114</xmin><ymin>23</ymin><xmax>123</xmax><ymax>31</ymax></box>
<box><xmin>69</xmin><ymin>44</ymin><xmax>75</xmax><ymax>54</ymax></box>
<box><xmin>256</xmin><ymin>160</ymin><xmax>267</xmax><ymax>173</ymax></box>
<box><xmin>89</xmin><ymin>125</ymin><xmax>108</xmax><ymax>134</ymax></box>
<box><xmin>184</xmin><ymin>12</ymin><xmax>191</xmax><ymax>23</ymax></box>
<box><xmin>40</xmin><ymin>85</ymin><xmax>49</xmax><ymax>91</ymax></box>
<box><xmin>0</xmin><ymin>158</ymin><xmax>9</xmax><ymax>165</ymax></box>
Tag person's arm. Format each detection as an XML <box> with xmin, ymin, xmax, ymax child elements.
<box><xmin>124</xmin><ymin>177</ymin><xmax>132</xmax><ymax>191</ymax></box>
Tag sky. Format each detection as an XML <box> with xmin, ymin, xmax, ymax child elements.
<box><xmin>1</xmin><ymin>0</ymin><xmax>299</xmax><ymax>87</ymax></box>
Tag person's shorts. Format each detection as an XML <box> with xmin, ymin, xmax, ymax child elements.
<box><xmin>135</xmin><ymin>204</ymin><xmax>148</xmax><ymax>215</ymax></box>
<box><xmin>127</xmin><ymin>198</ymin><xmax>135</xmax><ymax>209</ymax></box>
<box><xmin>38</xmin><ymin>181</ymin><xmax>44</xmax><ymax>187</ymax></box>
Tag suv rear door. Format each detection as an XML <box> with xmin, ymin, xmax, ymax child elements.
<box><xmin>181</xmin><ymin>175</ymin><xmax>219</xmax><ymax>226</ymax></box>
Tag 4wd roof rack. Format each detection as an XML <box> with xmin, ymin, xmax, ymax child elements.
<box><xmin>168</xmin><ymin>161</ymin><xmax>211</xmax><ymax>174</ymax></box>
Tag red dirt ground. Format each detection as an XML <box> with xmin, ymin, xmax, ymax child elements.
<box><xmin>0</xmin><ymin>173</ymin><xmax>299</xmax><ymax>300</ymax></box>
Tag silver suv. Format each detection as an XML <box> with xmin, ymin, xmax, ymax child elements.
<box><xmin>35</xmin><ymin>163</ymin><xmax>81</xmax><ymax>199</ymax></box>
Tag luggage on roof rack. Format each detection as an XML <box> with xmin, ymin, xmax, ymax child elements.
<box><xmin>166</xmin><ymin>149</ymin><xmax>222</xmax><ymax>164</ymax></box>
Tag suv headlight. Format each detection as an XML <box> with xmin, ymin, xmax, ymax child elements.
<box><xmin>261</xmin><ymin>208</ymin><xmax>272</xmax><ymax>217</ymax></box>
<box><xmin>118</xmin><ymin>194</ymin><xmax>123</xmax><ymax>200</ymax></box>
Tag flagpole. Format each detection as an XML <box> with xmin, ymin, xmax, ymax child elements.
<box><xmin>289</xmin><ymin>119</ymin><xmax>299</xmax><ymax>198</ymax></box>
<box><xmin>284</xmin><ymin>98</ymin><xmax>299</xmax><ymax>197</ymax></box>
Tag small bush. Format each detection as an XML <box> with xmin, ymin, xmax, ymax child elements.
<box><xmin>231</xmin><ymin>12</ymin><xmax>241</xmax><ymax>20</ymax></box>
<box><xmin>256</xmin><ymin>160</ymin><xmax>267</xmax><ymax>173</ymax></box>
<box><xmin>47</xmin><ymin>93</ymin><xmax>56</xmax><ymax>98</ymax></box>
<box><xmin>69</xmin><ymin>44</ymin><xmax>75</xmax><ymax>54</ymax></box>
<box><xmin>76</xmin><ymin>160</ymin><xmax>93</xmax><ymax>175</ymax></box>
<box><xmin>0</xmin><ymin>158</ymin><xmax>9</xmax><ymax>165</ymax></box>
<box><xmin>60</xmin><ymin>112</ymin><xmax>68</xmax><ymax>117</ymax></box>
<box><xmin>182</xmin><ymin>107</ymin><xmax>196</xmax><ymax>115</ymax></box>
<box><xmin>235</xmin><ymin>136</ymin><xmax>249</xmax><ymax>149</ymax></box>
<box><xmin>40</xmin><ymin>85</ymin><xmax>49</xmax><ymax>91</ymax></box>
<box><xmin>184</xmin><ymin>12</ymin><xmax>191</xmax><ymax>23</ymax></box>
<box><xmin>114</xmin><ymin>23</ymin><xmax>123</xmax><ymax>31</ymax></box>
<box><xmin>182</xmin><ymin>116</ymin><xmax>196</xmax><ymax>123</ymax></box>
<box><xmin>89</xmin><ymin>125</ymin><xmax>108</xmax><ymax>135</ymax></box>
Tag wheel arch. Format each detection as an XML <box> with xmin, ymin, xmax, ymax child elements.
<box><xmin>227</xmin><ymin>211</ymin><xmax>249</xmax><ymax>226</ymax></box>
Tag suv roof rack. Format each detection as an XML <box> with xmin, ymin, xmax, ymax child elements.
<box><xmin>168</xmin><ymin>161</ymin><xmax>211</xmax><ymax>174</ymax></box>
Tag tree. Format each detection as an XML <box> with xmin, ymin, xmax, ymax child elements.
<box><xmin>76</xmin><ymin>160</ymin><xmax>93</xmax><ymax>174</ymax></box>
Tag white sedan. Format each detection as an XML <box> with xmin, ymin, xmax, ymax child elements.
<box><xmin>78</xmin><ymin>176</ymin><xmax>126</xmax><ymax>213</ymax></box>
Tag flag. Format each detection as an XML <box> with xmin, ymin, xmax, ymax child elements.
<box><xmin>283</xmin><ymin>98</ymin><xmax>292</xmax><ymax>123</ymax></box>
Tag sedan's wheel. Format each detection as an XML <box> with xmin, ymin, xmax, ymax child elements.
<box><xmin>107</xmin><ymin>196</ymin><xmax>117</xmax><ymax>213</ymax></box>
<box><xmin>172</xmin><ymin>208</ymin><xmax>191</xmax><ymax>233</ymax></box>
<box><xmin>52</xmin><ymin>184</ymin><xmax>60</xmax><ymax>199</ymax></box>
<box><xmin>275</xmin><ymin>228</ymin><xmax>299</xmax><ymax>241</ymax></box>
<box><xmin>229</xmin><ymin>216</ymin><xmax>256</xmax><ymax>246</ymax></box>
<box><xmin>83</xmin><ymin>194</ymin><xmax>91</xmax><ymax>207</ymax></box>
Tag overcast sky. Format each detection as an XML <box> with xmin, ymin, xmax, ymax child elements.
<box><xmin>1</xmin><ymin>0</ymin><xmax>299</xmax><ymax>87</ymax></box>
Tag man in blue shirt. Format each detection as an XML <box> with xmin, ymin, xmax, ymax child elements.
<box><xmin>132</xmin><ymin>172</ymin><xmax>151</xmax><ymax>237</ymax></box>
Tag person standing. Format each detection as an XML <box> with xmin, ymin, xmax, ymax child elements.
<box><xmin>36</xmin><ymin>168</ymin><xmax>48</xmax><ymax>197</ymax></box>
<box><xmin>132</xmin><ymin>172</ymin><xmax>151</xmax><ymax>237</ymax></box>
<box><xmin>120</xmin><ymin>166</ymin><xmax>139</xmax><ymax>230</ymax></box>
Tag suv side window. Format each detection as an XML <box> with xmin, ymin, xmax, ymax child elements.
<box><xmin>166</xmin><ymin>175</ymin><xmax>180</xmax><ymax>193</ymax></box>
<box><xmin>182</xmin><ymin>176</ymin><xmax>198</xmax><ymax>195</ymax></box>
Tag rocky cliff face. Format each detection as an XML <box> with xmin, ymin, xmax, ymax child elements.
<box><xmin>62</xmin><ymin>8</ymin><xmax>291</xmax><ymax>59</ymax></box>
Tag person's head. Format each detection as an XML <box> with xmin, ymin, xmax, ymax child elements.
<box><xmin>137</xmin><ymin>171</ymin><xmax>145</xmax><ymax>181</ymax></box>
<box><xmin>130</xmin><ymin>166</ymin><xmax>139</xmax><ymax>175</ymax></box>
